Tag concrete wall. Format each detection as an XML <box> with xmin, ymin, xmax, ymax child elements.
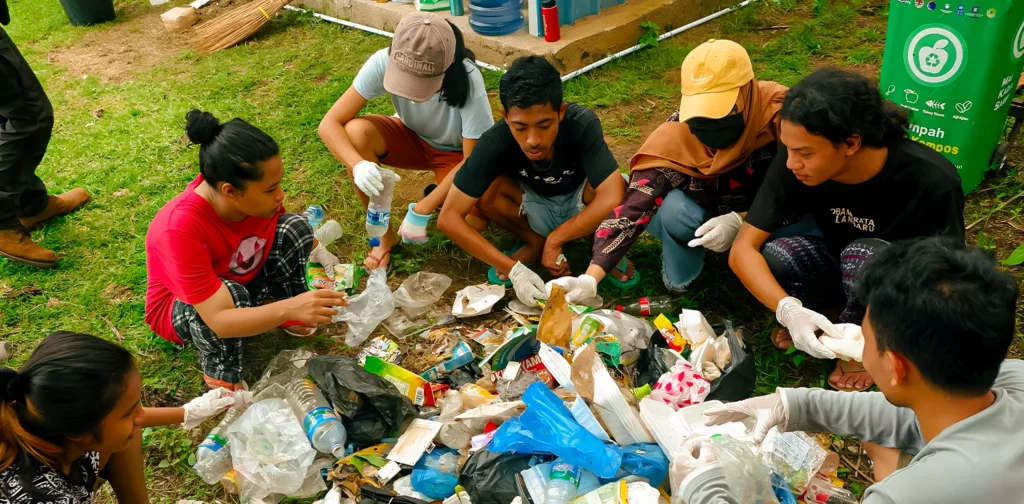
<box><xmin>298</xmin><ymin>0</ymin><xmax>738</xmax><ymax>73</ymax></box>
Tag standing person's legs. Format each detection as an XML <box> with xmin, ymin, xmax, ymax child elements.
<box><xmin>478</xmin><ymin>175</ymin><xmax>547</xmax><ymax>280</ymax></box>
<box><xmin>171</xmin><ymin>280</ymin><xmax>255</xmax><ymax>389</ymax></box>
<box><xmin>0</xmin><ymin>27</ymin><xmax>89</xmax><ymax>267</ymax></box>
<box><xmin>761</xmin><ymin>235</ymin><xmax>843</xmax><ymax>349</ymax></box>
<box><xmin>649</xmin><ymin>189</ymin><xmax>707</xmax><ymax>293</ymax></box>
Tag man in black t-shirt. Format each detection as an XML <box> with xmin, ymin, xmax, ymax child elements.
<box><xmin>729</xmin><ymin>69</ymin><xmax>964</xmax><ymax>392</ymax></box>
<box><xmin>438</xmin><ymin>56</ymin><xmax>625</xmax><ymax>306</ymax></box>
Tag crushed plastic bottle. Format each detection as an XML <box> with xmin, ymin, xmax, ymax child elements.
<box><xmin>285</xmin><ymin>378</ymin><xmax>347</xmax><ymax>457</ymax></box>
<box><xmin>615</xmin><ymin>295</ymin><xmax>673</xmax><ymax>317</ymax></box>
<box><xmin>303</xmin><ymin>204</ymin><xmax>325</xmax><ymax>229</ymax></box>
<box><xmin>366</xmin><ymin>169</ymin><xmax>397</xmax><ymax>247</ymax></box>
<box><xmin>314</xmin><ymin>220</ymin><xmax>342</xmax><ymax>246</ymax></box>
<box><xmin>193</xmin><ymin>403</ymin><xmax>246</xmax><ymax>484</ymax></box>
<box><xmin>544</xmin><ymin>459</ymin><xmax>582</xmax><ymax>504</ymax></box>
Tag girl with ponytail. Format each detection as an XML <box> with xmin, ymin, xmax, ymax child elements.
<box><xmin>0</xmin><ymin>332</ymin><xmax>243</xmax><ymax>503</ymax></box>
<box><xmin>319</xmin><ymin>11</ymin><xmax>495</xmax><ymax>271</ymax></box>
<box><xmin>729</xmin><ymin>67</ymin><xmax>965</xmax><ymax>392</ymax></box>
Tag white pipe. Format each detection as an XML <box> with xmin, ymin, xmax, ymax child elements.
<box><xmin>283</xmin><ymin>5</ymin><xmax>506</xmax><ymax>72</ymax></box>
<box><xmin>559</xmin><ymin>0</ymin><xmax>756</xmax><ymax>82</ymax></box>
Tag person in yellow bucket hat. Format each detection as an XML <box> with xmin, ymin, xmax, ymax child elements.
<box><xmin>550</xmin><ymin>39</ymin><xmax>802</xmax><ymax>297</ymax></box>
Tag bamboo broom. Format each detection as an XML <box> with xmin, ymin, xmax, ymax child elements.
<box><xmin>194</xmin><ymin>0</ymin><xmax>293</xmax><ymax>55</ymax></box>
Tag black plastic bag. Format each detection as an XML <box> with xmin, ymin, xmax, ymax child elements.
<box><xmin>457</xmin><ymin>451</ymin><xmax>537</xmax><ymax>504</ymax></box>
<box><xmin>359</xmin><ymin>484</ymin><xmax>430</xmax><ymax>504</ymax></box>
<box><xmin>308</xmin><ymin>356</ymin><xmax>417</xmax><ymax>447</ymax></box>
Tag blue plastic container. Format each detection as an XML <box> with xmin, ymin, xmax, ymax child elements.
<box><xmin>469</xmin><ymin>0</ymin><xmax>523</xmax><ymax>36</ymax></box>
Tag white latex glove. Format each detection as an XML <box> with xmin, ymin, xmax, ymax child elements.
<box><xmin>670</xmin><ymin>435</ymin><xmax>719</xmax><ymax>491</ymax></box>
<box><xmin>182</xmin><ymin>388</ymin><xmax>237</xmax><ymax>429</ymax></box>
<box><xmin>688</xmin><ymin>212</ymin><xmax>743</xmax><ymax>252</ymax></box>
<box><xmin>353</xmin><ymin>160</ymin><xmax>384</xmax><ymax>196</ymax></box>
<box><xmin>545</xmin><ymin>274</ymin><xmax>597</xmax><ymax>304</ymax></box>
<box><xmin>702</xmin><ymin>392</ymin><xmax>788</xmax><ymax>444</ymax></box>
<box><xmin>509</xmin><ymin>261</ymin><xmax>548</xmax><ymax>305</ymax></box>
<box><xmin>820</xmin><ymin>323</ymin><xmax>865</xmax><ymax>362</ymax></box>
<box><xmin>775</xmin><ymin>297</ymin><xmax>840</xmax><ymax>360</ymax></box>
<box><xmin>309</xmin><ymin>244</ymin><xmax>340</xmax><ymax>280</ymax></box>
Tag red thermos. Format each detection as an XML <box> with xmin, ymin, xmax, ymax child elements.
<box><xmin>541</xmin><ymin>0</ymin><xmax>560</xmax><ymax>42</ymax></box>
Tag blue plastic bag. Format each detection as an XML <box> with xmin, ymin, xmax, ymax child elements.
<box><xmin>411</xmin><ymin>448</ymin><xmax>459</xmax><ymax>500</ymax></box>
<box><xmin>488</xmin><ymin>382</ymin><xmax>622</xmax><ymax>478</ymax></box>
<box><xmin>606</xmin><ymin>443</ymin><xmax>669</xmax><ymax>486</ymax></box>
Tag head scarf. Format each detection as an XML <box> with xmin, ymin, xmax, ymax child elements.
<box><xmin>630</xmin><ymin>79</ymin><xmax>788</xmax><ymax>179</ymax></box>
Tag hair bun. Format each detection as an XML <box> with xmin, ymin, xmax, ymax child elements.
<box><xmin>0</xmin><ymin>368</ymin><xmax>24</xmax><ymax>404</ymax></box>
<box><xmin>185</xmin><ymin>109</ymin><xmax>223</xmax><ymax>146</ymax></box>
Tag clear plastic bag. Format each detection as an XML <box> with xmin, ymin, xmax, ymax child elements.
<box><xmin>227</xmin><ymin>398</ymin><xmax>317</xmax><ymax>502</ymax></box>
<box><xmin>393</xmin><ymin>272</ymin><xmax>452</xmax><ymax>318</ymax></box>
<box><xmin>332</xmin><ymin>268</ymin><xmax>395</xmax><ymax>347</ymax></box>
<box><xmin>758</xmin><ymin>428</ymin><xmax>827</xmax><ymax>492</ymax></box>
<box><xmin>708</xmin><ymin>435</ymin><xmax>779</xmax><ymax>504</ymax></box>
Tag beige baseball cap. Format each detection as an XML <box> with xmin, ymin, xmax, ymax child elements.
<box><xmin>677</xmin><ymin>39</ymin><xmax>754</xmax><ymax>123</ymax></box>
<box><xmin>384</xmin><ymin>12</ymin><xmax>457</xmax><ymax>102</ymax></box>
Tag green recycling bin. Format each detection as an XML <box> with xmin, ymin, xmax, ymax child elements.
<box><xmin>879</xmin><ymin>0</ymin><xmax>1024</xmax><ymax>193</ymax></box>
<box><xmin>57</xmin><ymin>0</ymin><xmax>115</xmax><ymax>26</ymax></box>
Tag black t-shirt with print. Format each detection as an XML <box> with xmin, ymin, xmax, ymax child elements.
<box><xmin>745</xmin><ymin>138</ymin><xmax>965</xmax><ymax>253</ymax></box>
<box><xmin>453</xmin><ymin>103</ymin><xmax>620</xmax><ymax>198</ymax></box>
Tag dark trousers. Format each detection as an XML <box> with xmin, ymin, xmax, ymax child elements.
<box><xmin>0</xmin><ymin>26</ymin><xmax>53</xmax><ymax>230</ymax></box>
<box><xmin>170</xmin><ymin>213</ymin><xmax>314</xmax><ymax>384</ymax></box>
<box><xmin>762</xmin><ymin>236</ymin><xmax>888</xmax><ymax>324</ymax></box>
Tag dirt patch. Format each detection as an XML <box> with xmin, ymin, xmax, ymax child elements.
<box><xmin>48</xmin><ymin>3</ymin><xmax>191</xmax><ymax>82</ymax></box>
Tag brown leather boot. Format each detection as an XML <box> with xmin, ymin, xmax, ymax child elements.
<box><xmin>0</xmin><ymin>227</ymin><xmax>57</xmax><ymax>268</ymax></box>
<box><xmin>19</xmin><ymin>188</ymin><xmax>91</xmax><ymax>230</ymax></box>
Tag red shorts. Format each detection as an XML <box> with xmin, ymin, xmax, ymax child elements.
<box><xmin>360</xmin><ymin>115</ymin><xmax>464</xmax><ymax>182</ymax></box>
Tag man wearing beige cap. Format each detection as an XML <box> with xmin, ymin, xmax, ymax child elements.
<box><xmin>319</xmin><ymin>12</ymin><xmax>493</xmax><ymax>271</ymax></box>
<box><xmin>550</xmin><ymin>39</ymin><xmax>796</xmax><ymax>301</ymax></box>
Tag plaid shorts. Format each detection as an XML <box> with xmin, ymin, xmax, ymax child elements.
<box><xmin>171</xmin><ymin>213</ymin><xmax>313</xmax><ymax>384</ymax></box>
<box><xmin>762</xmin><ymin>236</ymin><xmax>888</xmax><ymax>324</ymax></box>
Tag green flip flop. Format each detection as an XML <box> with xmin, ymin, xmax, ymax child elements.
<box><xmin>604</xmin><ymin>257</ymin><xmax>639</xmax><ymax>290</ymax></box>
<box><xmin>488</xmin><ymin>243</ymin><xmax>528</xmax><ymax>287</ymax></box>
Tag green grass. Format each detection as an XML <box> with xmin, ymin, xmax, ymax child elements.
<box><xmin>2</xmin><ymin>0</ymin><xmax>1022</xmax><ymax>501</ymax></box>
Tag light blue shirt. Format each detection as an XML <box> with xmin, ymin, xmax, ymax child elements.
<box><xmin>352</xmin><ymin>48</ymin><xmax>494</xmax><ymax>152</ymax></box>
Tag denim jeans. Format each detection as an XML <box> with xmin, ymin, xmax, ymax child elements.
<box><xmin>648</xmin><ymin>189</ymin><xmax>819</xmax><ymax>291</ymax></box>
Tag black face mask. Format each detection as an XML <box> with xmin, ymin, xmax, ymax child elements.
<box><xmin>687</xmin><ymin>113</ymin><xmax>746</xmax><ymax>150</ymax></box>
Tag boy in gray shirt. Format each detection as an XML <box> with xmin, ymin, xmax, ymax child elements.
<box><xmin>675</xmin><ymin>236</ymin><xmax>1023</xmax><ymax>503</ymax></box>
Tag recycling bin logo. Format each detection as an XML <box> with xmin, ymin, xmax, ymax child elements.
<box><xmin>904</xmin><ymin>25</ymin><xmax>966</xmax><ymax>85</ymax></box>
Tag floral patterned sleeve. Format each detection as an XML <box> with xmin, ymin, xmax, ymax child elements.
<box><xmin>592</xmin><ymin>167</ymin><xmax>687</xmax><ymax>271</ymax></box>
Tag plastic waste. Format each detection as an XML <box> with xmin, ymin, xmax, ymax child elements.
<box><xmin>193</xmin><ymin>401</ymin><xmax>246</xmax><ymax>484</ymax></box>
<box><xmin>331</xmin><ymin>268</ymin><xmax>395</xmax><ymax>347</ymax></box>
<box><xmin>570</xmin><ymin>395</ymin><xmax>610</xmax><ymax>442</ymax></box>
<box><xmin>385</xmin><ymin>307</ymin><xmax>456</xmax><ymax>339</ymax></box>
<box><xmin>227</xmin><ymin>398</ymin><xmax>317</xmax><ymax>502</ymax></box>
<box><xmin>772</xmin><ymin>472</ymin><xmax>799</xmax><ymax>504</ymax></box>
<box><xmin>758</xmin><ymin>428</ymin><xmax>827</xmax><ymax>492</ymax></box>
<box><xmin>612</xmin><ymin>443</ymin><xmax>669</xmax><ymax>487</ymax></box>
<box><xmin>573</xmin><ymin>309</ymin><xmax>653</xmax><ymax>359</ymax></box>
<box><xmin>252</xmin><ymin>349</ymin><xmax>316</xmax><ymax>394</ymax></box>
<box><xmin>394</xmin><ymin>475</ymin><xmax>433</xmax><ymax>501</ymax></box>
<box><xmin>544</xmin><ymin>459</ymin><xmax>582</xmax><ymax>504</ymax></box>
<box><xmin>615</xmin><ymin>295</ymin><xmax>673</xmax><ymax>316</ymax></box>
<box><xmin>307</xmin><ymin>356</ymin><xmax>416</xmax><ymax>447</ymax></box>
<box><xmin>452</xmin><ymin>284</ymin><xmax>505</xmax><ymax>317</ymax></box>
<box><xmin>303</xmin><ymin>204</ymin><xmax>325</xmax><ymax>229</ymax></box>
<box><xmin>571</xmin><ymin>344</ymin><xmax>654</xmax><ymax>445</ymax></box>
<box><xmin>366</xmin><ymin>168</ymin><xmax>397</xmax><ymax>247</ymax></box>
<box><xmin>388</xmin><ymin>418</ymin><xmax>443</xmax><ymax>466</ymax></box>
<box><xmin>412</xmin><ymin>448</ymin><xmax>460</xmax><ymax>500</ymax></box>
<box><xmin>314</xmin><ymin>219</ymin><xmax>343</xmax><ymax>246</ymax></box>
<box><xmin>804</xmin><ymin>476</ymin><xmax>858</xmax><ymax>504</ymax></box>
<box><xmin>648</xmin><ymin>360</ymin><xmax>711</xmax><ymax>410</ymax></box>
<box><xmin>459</xmin><ymin>383</ymin><xmax>498</xmax><ymax>409</ymax></box>
<box><xmin>521</xmin><ymin>461</ymin><xmax>602</xmax><ymax>504</ymax></box>
<box><xmin>393</xmin><ymin>272</ymin><xmax>452</xmax><ymax>318</ymax></box>
<box><xmin>285</xmin><ymin>378</ymin><xmax>347</xmax><ymax>457</ymax></box>
<box><xmin>489</xmin><ymin>382</ymin><xmax>622</xmax><ymax>478</ymax></box>
<box><xmin>679</xmin><ymin>309</ymin><xmax>714</xmax><ymax>345</ymax></box>
<box><xmin>457</xmin><ymin>450</ymin><xmax>535</xmax><ymax>504</ymax></box>
<box><xmin>707</xmin><ymin>435</ymin><xmax>779</xmax><ymax>504</ymax></box>
<box><xmin>538</xmin><ymin>343</ymin><xmax>575</xmax><ymax>393</ymax></box>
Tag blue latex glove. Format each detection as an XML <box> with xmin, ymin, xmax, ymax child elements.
<box><xmin>399</xmin><ymin>202</ymin><xmax>432</xmax><ymax>245</ymax></box>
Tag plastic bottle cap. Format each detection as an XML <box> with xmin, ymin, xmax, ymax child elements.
<box><xmin>368</xmin><ymin>237</ymin><xmax>381</xmax><ymax>246</ymax></box>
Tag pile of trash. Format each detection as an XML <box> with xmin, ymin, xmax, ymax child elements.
<box><xmin>191</xmin><ymin>267</ymin><xmax>858</xmax><ymax>504</ymax></box>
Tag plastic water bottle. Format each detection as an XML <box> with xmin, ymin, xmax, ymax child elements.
<box><xmin>285</xmin><ymin>378</ymin><xmax>347</xmax><ymax>457</ymax></box>
<box><xmin>193</xmin><ymin>404</ymin><xmax>245</xmax><ymax>484</ymax></box>
<box><xmin>303</xmin><ymin>205</ymin><xmax>325</xmax><ymax>229</ymax></box>
<box><xmin>544</xmin><ymin>459</ymin><xmax>582</xmax><ymax>504</ymax></box>
<box><xmin>314</xmin><ymin>219</ymin><xmax>342</xmax><ymax>246</ymax></box>
<box><xmin>366</xmin><ymin>169</ymin><xmax>397</xmax><ymax>247</ymax></box>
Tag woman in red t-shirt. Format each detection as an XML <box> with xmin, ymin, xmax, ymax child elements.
<box><xmin>144</xmin><ymin>110</ymin><xmax>348</xmax><ymax>389</ymax></box>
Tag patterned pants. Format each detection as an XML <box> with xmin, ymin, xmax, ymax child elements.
<box><xmin>170</xmin><ymin>213</ymin><xmax>313</xmax><ymax>384</ymax></box>
<box><xmin>762</xmin><ymin>236</ymin><xmax>888</xmax><ymax>324</ymax></box>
